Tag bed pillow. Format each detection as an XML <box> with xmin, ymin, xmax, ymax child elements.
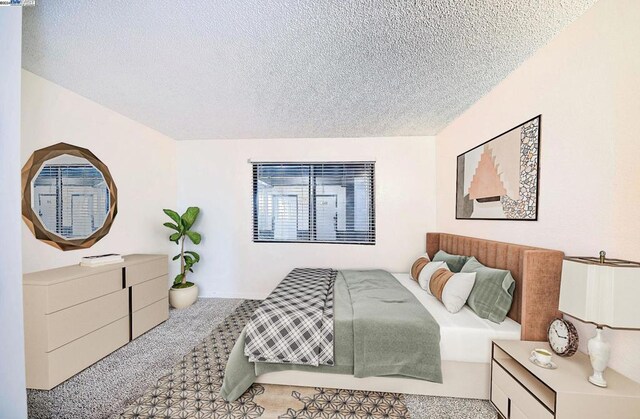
<box><xmin>461</xmin><ymin>257</ymin><xmax>515</xmax><ymax>323</ymax></box>
<box><xmin>429</xmin><ymin>268</ymin><xmax>476</xmax><ymax>313</ymax></box>
<box><xmin>417</xmin><ymin>261</ymin><xmax>450</xmax><ymax>292</ymax></box>
<box><xmin>410</xmin><ymin>254</ymin><xmax>431</xmax><ymax>281</ymax></box>
<box><xmin>432</xmin><ymin>250</ymin><xmax>469</xmax><ymax>273</ymax></box>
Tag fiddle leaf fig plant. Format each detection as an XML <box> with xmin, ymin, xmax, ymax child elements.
<box><xmin>163</xmin><ymin>207</ymin><xmax>202</xmax><ymax>289</ymax></box>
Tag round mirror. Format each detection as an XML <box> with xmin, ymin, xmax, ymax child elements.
<box><xmin>22</xmin><ymin>143</ymin><xmax>118</xmax><ymax>251</ymax></box>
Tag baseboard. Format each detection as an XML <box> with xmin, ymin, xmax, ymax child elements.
<box><xmin>199</xmin><ymin>291</ymin><xmax>268</xmax><ymax>300</ymax></box>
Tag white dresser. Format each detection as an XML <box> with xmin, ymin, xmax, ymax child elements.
<box><xmin>23</xmin><ymin>254</ymin><xmax>169</xmax><ymax>390</ymax></box>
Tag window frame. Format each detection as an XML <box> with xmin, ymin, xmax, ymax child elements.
<box><xmin>252</xmin><ymin>161</ymin><xmax>376</xmax><ymax>245</ymax></box>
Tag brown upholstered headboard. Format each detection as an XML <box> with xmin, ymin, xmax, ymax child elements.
<box><xmin>426</xmin><ymin>233</ymin><xmax>564</xmax><ymax>341</ymax></box>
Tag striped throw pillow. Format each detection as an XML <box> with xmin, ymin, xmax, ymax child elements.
<box><xmin>410</xmin><ymin>254</ymin><xmax>431</xmax><ymax>281</ymax></box>
<box><xmin>429</xmin><ymin>268</ymin><xmax>476</xmax><ymax>313</ymax></box>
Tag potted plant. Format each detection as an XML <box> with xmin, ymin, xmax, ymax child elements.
<box><xmin>163</xmin><ymin>207</ymin><xmax>202</xmax><ymax>309</ymax></box>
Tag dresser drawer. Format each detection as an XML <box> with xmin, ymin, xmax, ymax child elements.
<box><xmin>126</xmin><ymin>258</ymin><xmax>168</xmax><ymax>287</ymax></box>
<box><xmin>492</xmin><ymin>361</ymin><xmax>554</xmax><ymax>419</ymax></box>
<box><xmin>132</xmin><ymin>298</ymin><xmax>168</xmax><ymax>339</ymax></box>
<box><xmin>132</xmin><ymin>275</ymin><xmax>168</xmax><ymax>311</ymax></box>
<box><xmin>47</xmin><ymin>269</ymin><xmax>122</xmax><ymax>313</ymax></box>
<box><xmin>46</xmin><ymin>317</ymin><xmax>129</xmax><ymax>389</ymax></box>
<box><xmin>47</xmin><ymin>288</ymin><xmax>128</xmax><ymax>351</ymax></box>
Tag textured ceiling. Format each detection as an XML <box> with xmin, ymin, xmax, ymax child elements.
<box><xmin>22</xmin><ymin>1</ymin><xmax>596</xmax><ymax>140</ymax></box>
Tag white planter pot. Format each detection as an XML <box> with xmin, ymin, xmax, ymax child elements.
<box><xmin>169</xmin><ymin>284</ymin><xmax>199</xmax><ymax>309</ymax></box>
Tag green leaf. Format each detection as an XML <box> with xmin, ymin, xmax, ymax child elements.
<box><xmin>189</xmin><ymin>268</ymin><xmax>194</xmax><ymax>273</ymax></box>
<box><xmin>185</xmin><ymin>231</ymin><xmax>202</xmax><ymax>245</ymax></box>
<box><xmin>172</xmin><ymin>281</ymin><xmax>194</xmax><ymax>289</ymax></box>
<box><xmin>172</xmin><ymin>254</ymin><xmax>181</xmax><ymax>261</ymax></box>
<box><xmin>183</xmin><ymin>255</ymin><xmax>194</xmax><ymax>265</ymax></box>
<box><xmin>169</xmin><ymin>232</ymin><xmax>181</xmax><ymax>242</ymax></box>
<box><xmin>181</xmin><ymin>207</ymin><xmax>200</xmax><ymax>230</ymax></box>
<box><xmin>173</xmin><ymin>273</ymin><xmax>185</xmax><ymax>285</ymax></box>
<box><xmin>163</xmin><ymin>209</ymin><xmax>183</xmax><ymax>228</ymax></box>
<box><xmin>163</xmin><ymin>222</ymin><xmax>180</xmax><ymax>232</ymax></box>
<box><xmin>185</xmin><ymin>251</ymin><xmax>200</xmax><ymax>262</ymax></box>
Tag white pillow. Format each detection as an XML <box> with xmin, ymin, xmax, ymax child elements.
<box><xmin>440</xmin><ymin>272</ymin><xmax>476</xmax><ymax>313</ymax></box>
<box><xmin>417</xmin><ymin>261</ymin><xmax>449</xmax><ymax>292</ymax></box>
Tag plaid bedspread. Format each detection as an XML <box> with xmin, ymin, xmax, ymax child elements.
<box><xmin>244</xmin><ymin>268</ymin><xmax>336</xmax><ymax>366</ymax></box>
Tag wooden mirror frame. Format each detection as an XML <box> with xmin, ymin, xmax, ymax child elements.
<box><xmin>21</xmin><ymin>142</ymin><xmax>118</xmax><ymax>251</ymax></box>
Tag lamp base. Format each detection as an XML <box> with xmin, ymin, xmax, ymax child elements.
<box><xmin>587</xmin><ymin>327</ymin><xmax>610</xmax><ymax>388</ymax></box>
<box><xmin>589</xmin><ymin>373</ymin><xmax>607</xmax><ymax>387</ymax></box>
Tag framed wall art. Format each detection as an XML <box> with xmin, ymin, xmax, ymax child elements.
<box><xmin>456</xmin><ymin>115</ymin><xmax>540</xmax><ymax>220</ymax></box>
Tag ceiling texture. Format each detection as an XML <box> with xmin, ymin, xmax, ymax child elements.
<box><xmin>23</xmin><ymin>1</ymin><xmax>596</xmax><ymax>140</ymax></box>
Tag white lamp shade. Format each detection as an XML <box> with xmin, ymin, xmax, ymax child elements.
<box><xmin>559</xmin><ymin>259</ymin><xmax>640</xmax><ymax>329</ymax></box>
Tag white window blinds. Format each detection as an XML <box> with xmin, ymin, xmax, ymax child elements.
<box><xmin>32</xmin><ymin>162</ymin><xmax>110</xmax><ymax>240</ymax></box>
<box><xmin>253</xmin><ymin>162</ymin><xmax>375</xmax><ymax>244</ymax></box>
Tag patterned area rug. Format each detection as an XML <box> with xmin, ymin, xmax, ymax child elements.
<box><xmin>120</xmin><ymin>300</ymin><xmax>410</xmax><ymax>418</ymax></box>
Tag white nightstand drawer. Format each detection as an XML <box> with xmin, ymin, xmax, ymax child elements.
<box><xmin>491</xmin><ymin>380</ymin><xmax>509</xmax><ymax>418</ymax></box>
<box><xmin>493</xmin><ymin>361</ymin><xmax>554</xmax><ymax>419</ymax></box>
<box><xmin>511</xmin><ymin>404</ymin><xmax>536</xmax><ymax>419</ymax></box>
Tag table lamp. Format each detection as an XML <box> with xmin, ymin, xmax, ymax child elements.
<box><xmin>559</xmin><ymin>251</ymin><xmax>640</xmax><ymax>387</ymax></box>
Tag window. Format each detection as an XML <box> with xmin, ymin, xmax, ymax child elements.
<box><xmin>253</xmin><ymin>162</ymin><xmax>375</xmax><ymax>244</ymax></box>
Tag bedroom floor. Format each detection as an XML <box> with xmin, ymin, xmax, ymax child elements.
<box><xmin>27</xmin><ymin>298</ymin><xmax>497</xmax><ymax>419</ymax></box>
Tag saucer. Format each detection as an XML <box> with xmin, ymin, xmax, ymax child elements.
<box><xmin>529</xmin><ymin>356</ymin><xmax>557</xmax><ymax>369</ymax></box>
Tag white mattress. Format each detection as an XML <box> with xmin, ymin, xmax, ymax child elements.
<box><xmin>392</xmin><ymin>273</ymin><xmax>521</xmax><ymax>363</ymax></box>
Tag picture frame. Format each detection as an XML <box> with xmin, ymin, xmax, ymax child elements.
<box><xmin>455</xmin><ymin>115</ymin><xmax>540</xmax><ymax>220</ymax></box>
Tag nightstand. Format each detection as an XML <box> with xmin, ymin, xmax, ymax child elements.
<box><xmin>491</xmin><ymin>340</ymin><xmax>640</xmax><ymax>419</ymax></box>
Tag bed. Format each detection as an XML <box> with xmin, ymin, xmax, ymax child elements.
<box><xmin>223</xmin><ymin>233</ymin><xmax>564</xmax><ymax>400</ymax></box>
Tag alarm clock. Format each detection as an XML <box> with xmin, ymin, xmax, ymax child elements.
<box><xmin>548</xmin><ymin>318</ymin><xmax>579</xmax><ymax>357</ymax></box>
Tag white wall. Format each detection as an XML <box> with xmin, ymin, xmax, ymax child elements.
<box><xmin>177</xmin><ymin>137</ymin><xmax>436</xmax><ymax>299</ymax></box>
<box><xmin>21</xmin><ymin>71</ymin><xmax>178</xmax><ymax>273</ymax></box>
<box><xmin>0</xmin><ymin>7</ymin><xmax>28</xmax><ymax>418</ymax></box>
<box><xmin>435</xmin><ymin>0</ymin><xmax>640</xmax><ymax>382</ymax></box>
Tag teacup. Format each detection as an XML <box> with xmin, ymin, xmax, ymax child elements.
<box><xmin>531</xmin><ymin>348</ymin><xmax>552</xmax><ymax>365</ymax></box>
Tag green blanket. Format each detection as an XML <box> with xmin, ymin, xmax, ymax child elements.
<box><xmin>220</xmin><ymin>270</ymin><xmax>442</xmax><ymax>401</ymax></box>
